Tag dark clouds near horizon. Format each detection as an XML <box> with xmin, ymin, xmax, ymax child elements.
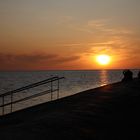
<box><xmin>0</xmin><ymin>53</ymin><xmax>81</xmax><ymax>70</ymax></box>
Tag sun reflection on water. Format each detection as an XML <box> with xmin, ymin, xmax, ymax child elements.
<box><xmin>99</xmin><ymin>70</ymin><xmax>109</xmax><ymax>86</ymax></box>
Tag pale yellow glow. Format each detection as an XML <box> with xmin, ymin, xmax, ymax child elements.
<box><xmin>96</xmin><ymin>54</ymin><xmax>111</xmax><ymax>65</ymax></box>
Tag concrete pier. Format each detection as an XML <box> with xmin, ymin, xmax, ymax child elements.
<box><xmin>0</xmin><ymin>78</ymin><xmax>140</xmax><ymax>140</ymax></box>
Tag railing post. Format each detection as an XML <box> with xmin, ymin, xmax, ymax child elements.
<box><xmin>57</xmin><ymin>79</ymin><xmax>60</xmax><ymax>99</ymax></box>
<box><xmin>51</xmin><ymin>80</ymin><xmax>53</xmax><ymax>100</ymax></box>
<box><xmin>11</xmin><ymin>93</ymin><xmax>13</xmax><ymax>113</ymax></box>
<box><xmin>2</xmin><ymin>96</ymin><xmax>4</xmax><ymax>115</ymax></box>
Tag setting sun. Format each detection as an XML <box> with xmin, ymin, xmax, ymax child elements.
<box><xmin>96</xmin><ymin>55</ymin><xmax>111</xmax><ymax>65</ymax></box>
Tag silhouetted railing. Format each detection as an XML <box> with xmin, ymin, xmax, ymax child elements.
<box><xmin>0</xmin><ymin>76</ymin><xmax>65</xmax><ymax>116</ymax></box>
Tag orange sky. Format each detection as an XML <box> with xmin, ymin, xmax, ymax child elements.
<box><xmin>0</xmin><ymin>0</ymin><xmax>140</xmax><ymax>70</ymax></box>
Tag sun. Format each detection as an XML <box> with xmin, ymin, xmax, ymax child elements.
<box><xmin>96</xmin><ymin>54</ymin><xmax>111</xmax><ymax>65</ymax></box>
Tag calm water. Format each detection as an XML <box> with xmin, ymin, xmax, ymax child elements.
<box><xmin>0</xmin><ymin>70</ymin><xmax>138</xmax><ymax>114</ymax></box>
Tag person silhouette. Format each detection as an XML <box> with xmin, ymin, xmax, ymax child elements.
<box><xmin>138</xmin><ymin>71</ymin><xmax>140</xmax><ymax>79</ymax></box>
<box><xmin>122</xmin><ymin>69</ymin><xmax>133</xmax><ymax>82</ymax></box>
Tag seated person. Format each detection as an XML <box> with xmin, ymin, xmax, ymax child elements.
<box><xmin>138</xmin><ymin>71</ymin><xmax>140</xmax><ymax>79</ymax></box>
<box><xmin>122</xmin><ymin>69</ymin><xmax>133</xmax><ymax>81</ymax></box>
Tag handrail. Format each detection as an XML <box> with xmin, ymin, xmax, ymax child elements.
<box><xmin>0</xmin><ymin>76</ymin><xmax>65</xmax><ymax>115</ymax></box>
<box><xmin>0</xmin><ymin>89</ymin><xmax>58</xmax><ymax>108</ymax></box>
<box><xmin>0</xmin><ymin>76</ymin><xmax>64</xmax><ymax>97</ymax></box>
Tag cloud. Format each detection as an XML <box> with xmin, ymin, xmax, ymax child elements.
<box><xmin>87</xmin><ymin>19</ymin><xmax>107</xmax><ymax>28</ymax></box>
<box><xmin>17</xmin><ymin>54</ymin><xmax>57</xmax><ymax>62</ymax></box>
<box><xmin>0</xmin><ymin>53</ymin><xmax>81</xmax><ymax>70</ymax></box>
<box><xmin>56</xmin><ymin>16</ymin><xmax>74</xmax><ymax>25</ymax></box>
<box><xmin>57</xmin><ymin>55</ymin><xmax>80</xmax><ymax>63</ymax></box>
<box><xmin>69</xmin><ymin>19</ymin><xmax>134</xmax><ymax>37</ymax></box>
<box><xmin>0</xmin><ymin>53</ymin><xmax>58</xmax><ymax>63</ymax></box>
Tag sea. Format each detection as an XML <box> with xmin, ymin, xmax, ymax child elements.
<box><xmin>0</xmin><ymin>70</ymin><xmax>139</xmax><ymax>115</ymax></box>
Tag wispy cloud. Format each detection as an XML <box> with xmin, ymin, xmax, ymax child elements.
<box><xmin>86</xmin><ymin>19</ymin><xmax>134</xmax><ymax>36</ymax></box>
<box><xmin>0</xmin><ymin>53</ymin><xmax>81</xmax><ymax>70</ymax></box>
<box><xmin>53</xmin><ymin>16</ymin><xmax>134</xmax><ymax>41</ymax></box>
<box><xmin>0</xmin><ymin>53</ymin><xmax>58</xmax><ymax>63</ymax></box>
<box><xmin>56</xmin><ymin>16</ymin><xmax>74</xmax><ymax>25</ymax></box>
<box><xmin>57</xmin><ymin>55</ymin><xmax>80</xmax><ymax>63</ymax></box>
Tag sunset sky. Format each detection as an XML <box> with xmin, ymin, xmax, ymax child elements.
<box><xmin>0</xmin><ymin>0</ymin><xmax>140</xmax><ymax>70</ymax></box>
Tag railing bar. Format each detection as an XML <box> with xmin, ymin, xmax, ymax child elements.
<box><xmin>0</xmin><ymin>76</ymin><xmax>64</xmax><ymax>116</ymax></box>
<box><xmin>0</xmin><ymin>89</ymin><xmax>58</xmax><ymax>108</ymax></box>
<box><xmin>0</xmin><ymin>77</ymin><xmax>58</xmax><ymax>96</ymax></box>
<box><xmin>0</xmin><ymin>77</ymin><xmax>64</xmax><ymax>97</ymax></box>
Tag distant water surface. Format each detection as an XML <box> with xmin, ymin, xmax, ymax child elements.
<box><xmin>0</xmin><ymin>70</ymin><xmax>138</xmax><ymax>114</ymax></box>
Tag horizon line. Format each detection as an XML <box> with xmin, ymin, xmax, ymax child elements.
<box><xmin>0</xmin><ymin>68</ymin><xmax>139</xmax><ymax>72</ymax></box>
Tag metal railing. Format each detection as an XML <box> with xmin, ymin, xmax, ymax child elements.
<box><xmin>0</xmin><ymin>76</ymin><xmax>65</xmax><ymax>116</ymax></box>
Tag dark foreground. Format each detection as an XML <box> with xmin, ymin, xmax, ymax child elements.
<box><xmin>0</xmin><ymin>79</ymin><xmax>140</xmax><ymax>140</ymax></box>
